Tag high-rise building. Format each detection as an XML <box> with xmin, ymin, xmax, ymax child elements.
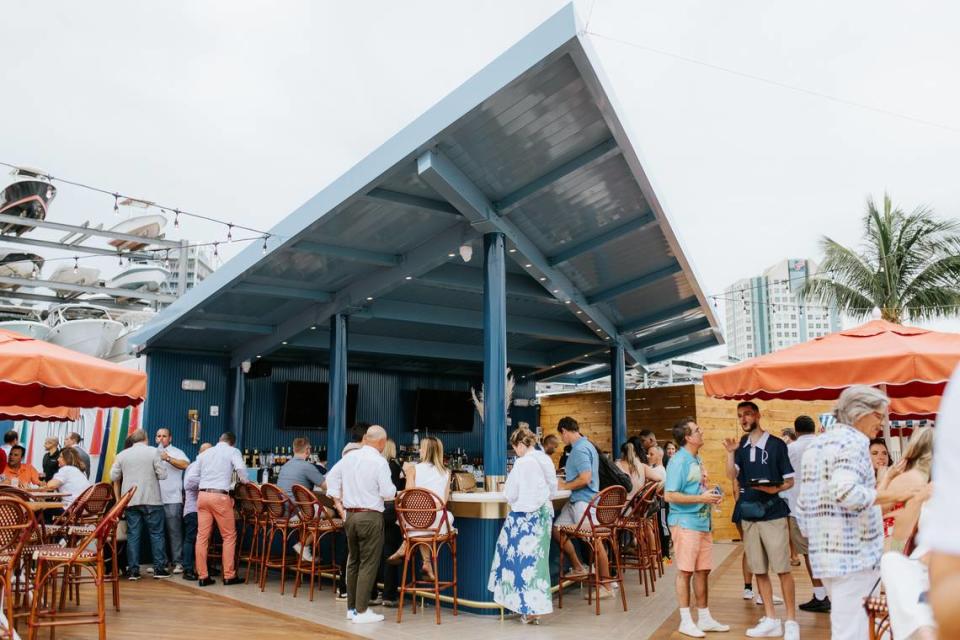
<box><xmin>162</xmin><ymin>246</ymin><xmax>214</xmax><ymax>297</ymax></box>
<box><xmin>724</xmin><ymin>259</ymin><xmax>840</xmax><ymax>360</ymax></box>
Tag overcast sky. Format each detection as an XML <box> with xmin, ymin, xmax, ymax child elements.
<box><xmin>2</xmin><ymin>0</ymin><xmax>958</xmax><ymax>355</ymax></box>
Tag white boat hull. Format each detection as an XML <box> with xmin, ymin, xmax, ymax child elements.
<box><xmin>48</xmin><ymin>319</ymin><xmax>124</xmax><ymax>358</ymax></box>
<box><xmin>108</xmin><ymin>267</ymin><xmax>168</xmax><ymax>292</ymax></box>
<box><xmin>0</xmin><ymin>321</ymin><xmax>50</xmax><ymax>340</ymax></box>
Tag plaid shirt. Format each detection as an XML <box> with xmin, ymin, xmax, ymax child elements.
<box><xmin>796</xmin><ymin>424</ymin><xmax>883</xmax><ymax>579</ymax></box>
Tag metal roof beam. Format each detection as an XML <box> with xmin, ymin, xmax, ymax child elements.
<box><xmin>359</xmin><ymin>299</ymin><xmax>603</xmax><ymax>344</ymax></box>
<box><xmin>586</xmin><ymin>262</ymin><xmax>682</xmax><ymax>304</ymax></box>
<box><xmin>548</xmin><ymin>212</ymin><xmax>656</xmax><ymax>266</ymax></box>
<box><xmin>292</xmin><ymin>241</ymin><xmax>401</xmax><ymax>267</ymax></box>
<box><xmin>618</xmin><ymin>297</ymin><xmax>702</xmax><ymax>334</ymax></box>
<box><xmin>644</xmin><ymin>332</ymin><xmax>718</xmax><ymax>363</ymax></box>
<box><xmin>0</xmin><ymin>212</ymin><xmax>181</xmax><ymax>249</ymax></box>
<box><xmin>287</xmin><ymin>331</ymin><xmax>553</xmax><ymax>368</ymax></box>
<box><xmin>0</xmin><ymin>234</ymin><xmax>157</xmax><ymax>261</ymax></box>
<box><xmin>182</xmin><ymin>319</ymin><xmax>273</xmax><ymax>334</ymax></box>
<box><xmin>0</xmin><ymin>274</ymin><xmax>175</xmax><ymax>303</ymax></box>
<box><xmin>494</xmin><ymin>138</ymin><xmax>621</xmax><ymax>215</ymax></box>
<box><xmin>416</xmin><ymin>149</ymin><xmax>646</xmax><ymax>366</ymax></box>
<box><xmin>229</xmin><ymin>222</ymin><xmax>473</xmax><ymax>367</ymax></box>
<box><xmin>632</xmin><ymin>316</ymin><xmax>712</xmax><ymax>349</ymax></box>
<box><xmin>363</xmin><ymin>188</ymin><xmax>462</xmax><ymax>218</ymax></box>
<box><xmin>231</xmin><ymin>282</ymin><xmax>332</xmax><ymax>301</ymax></box>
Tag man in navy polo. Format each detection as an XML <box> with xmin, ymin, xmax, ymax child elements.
<box><xmin>723</xmin><ymin>402</ymin><xmax>799</xmax><ymax>640</ymax></box>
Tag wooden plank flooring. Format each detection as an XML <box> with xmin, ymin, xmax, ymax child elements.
<box><xmin>649</xmin><ymin>547</ymin><xmax>831</xmax><ymax>639</ymax></box>
<box><xmin>19</xmin><ymin>578</ymin><xmax>363</xmax><ymax>640</ymax></box>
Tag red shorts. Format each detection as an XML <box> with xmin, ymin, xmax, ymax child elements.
<box><xmin>670</xmin><ymin>526</ymin><xmax>713</xmax><ymax>573</ymax></box>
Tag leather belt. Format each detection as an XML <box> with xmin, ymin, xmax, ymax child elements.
<box><xmin>200</xmin><ymin>489</ymin><xmax>230</xmax><ymax>495</ymax></box>
<box><xmin>345</xmin><ymin>508</ymin><xmax>377</xmax><ymax>513</ymax></box>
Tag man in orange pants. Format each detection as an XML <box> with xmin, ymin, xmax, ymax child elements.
<box><xmin>188</xmin><ymin>431</ymin><xmax>248</xmax><ymax>586</ymax></box>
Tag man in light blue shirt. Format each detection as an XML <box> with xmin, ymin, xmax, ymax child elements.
<box><xmin>551</xmin><ymin>417</ymin><xmax>613</xmax><ymax>599</ymax></box>
<box><xmin>664</xmin><ymin>418</ymin><xmax>727</xmax><ymax>637</ymax></box>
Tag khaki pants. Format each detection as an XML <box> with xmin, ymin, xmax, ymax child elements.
<box><xmin>345</xmin><ymin>511</ymin><xmax>384</xmax><ymax>613</ymax></box>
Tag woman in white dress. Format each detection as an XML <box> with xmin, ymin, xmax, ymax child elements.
<box><xmin>488</xmin><ymin>427</ymin><xmax>553</xmax><ymax>624</ymax></box>
<box><xmin>388</xmin><ymin>436</ymin><xmax>452</xmax><ymax>580</ymax></box>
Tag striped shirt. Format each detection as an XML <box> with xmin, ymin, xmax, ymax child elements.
<box><xmin>796</xmin><ymin>424</ymin><xmax>883</xmax><ymax>579</ymax></box>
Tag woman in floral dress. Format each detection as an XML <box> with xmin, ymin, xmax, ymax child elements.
<box><xmin>488</xmin><ymin>427</ymin><xmax>553</xmax><ymax>624</ymax></box>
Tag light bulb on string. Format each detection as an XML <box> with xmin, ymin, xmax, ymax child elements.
<box><xmin>118</xmin><ymin>252</ymin><xmax>124</xmax><ymax>267</ymax></box>
<box><xmin>113</xmin><ymin>193</ymin><xmax>120</xmax><ymax>215</ymax></box>
<box><xmin>226</xmin><ymin>224</ymin><xmax>233</xmax><ymax>242</ymax></box>
<box><xmin>163</xmin><ymin>250</ymin><xmax>171</xmax><ymax>271</ymax></box>
<box><xmin>73</xmin><ymin>257</ymin><xmax>79</xmax><ymax>275</ymax></box>
<box><xmin>213</xmin><ymin>242</ymin><xmax>219</xmax><ymax>260</ymax></box>
<box><xmin>261</xmin><ymin>234</ymin><xmax>269</xmax><ymax>255</ymax></box>
<box><xmin>173</xmin><ymin>209</ymin><xmax>180</xmax><ymax>228</ymax></box>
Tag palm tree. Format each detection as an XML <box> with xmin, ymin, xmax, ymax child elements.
<box><xmin>801</xmin><ymin>194</ymin><xmax>960</xmax><ymax>324</ymax></box>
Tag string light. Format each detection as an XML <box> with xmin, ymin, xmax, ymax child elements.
<box><xmin>118</xmin><ymin>251</ymin><xmax>124</xmax><ymax>267</ymax></box>
<box><xmin>173</xmin><ymin>209</ymin><xmax>180</xmax><ymax>228</ymax></box>
<box><xmin>213</xmin><ymin>242</ymin><xmax>219</xmax><ymax>259</ymax></box>
<box><xmin>113</xmin><ymin>193</ymin><xmax>120</xmax><ymax>215</ymax></box>
<box><xmin>163</xmin><ymin>249</ymin><xmax>171</xmax><ymax>270</ymax></box>
<box><xmin>226</xmin><ymin>224</ymin><xmax>233</xmax><ymax>242</ymax></box>
<box><xmin>73</xmin><ymin>257</ymin><xmax>79</xmax><ymax>275</ymax></box>
<box><xmin>261</xmin><ymin>235</ymin><xmax>269</xmax><ymax>255</ymax></box>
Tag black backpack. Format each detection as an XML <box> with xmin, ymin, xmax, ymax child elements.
<box><xmin>593</xmin><ymin>442</ymin><xmax>633</xmax><ymax>492</ymax></box>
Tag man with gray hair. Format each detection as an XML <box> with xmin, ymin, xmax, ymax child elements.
<box><xmin>110</xmin><ymin>429</ymin><xmax>169</xmax><ymax>580</ymax></box>
<box><xmin>155</xmin><ymin>427</ymin><xmax>190</xmax><ymax>574</ymax></box>
<box><xmin>327</xmin><ymin>425</ymin><xmax>396</xmax><ymax>624</ymax></box>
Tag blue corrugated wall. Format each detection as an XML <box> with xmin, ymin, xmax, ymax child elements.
<box><xmin>143</xmin><ymin>351</ymin><xmax>535</xmax><ymax>461</ymax></box>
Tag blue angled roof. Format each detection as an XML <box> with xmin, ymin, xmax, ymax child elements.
<box><xmin>131</xmin><ymin>3</ymin><xmax>722</xmax><ymax>381</ymax></box>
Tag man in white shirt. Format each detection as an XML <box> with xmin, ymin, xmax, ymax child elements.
<box><xmin>929</xmin><ymin>365</ymin><xmax>960</xmax><ymax>637</ymax></box>
<box><xmin>784</xmin><ymin>415</ymin><xmax>829</xmax><ymax>614</ymax></box>
<box><xmin>191</xmin><ymin>431</ymin><xmax>248</xmax><ymax>587</ymax></box>
<box><xmin>327</xmin><ymin>425</ymin><xmax>396</xmax><ymax>624</ymax></box>
<box><xmin>156</xmin><ymin>427</ymin><xmax>190</xmax><ymax>574</ymax></box>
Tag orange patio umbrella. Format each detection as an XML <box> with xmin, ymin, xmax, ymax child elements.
<box><xmin>703</xmin><ymin>319</ymin><xmax>960</xmax><ymax>401</ymax></box>
<box><xmin>0</xmin><ymin>329</ymin><xmax>146</xmax><ymax>408</ymax></box>
<box><xmin>0</xmin><ymin>405</ymin><xmax>80</xmax><ymax>422</ymax></box>
<box><xmin>888</xmin><ymin>396</ymin><xmax>940</xmax><ymax>421</ymax></box>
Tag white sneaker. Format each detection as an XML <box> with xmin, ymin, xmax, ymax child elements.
<box><xmin>755</xmin><ymin>594</ymin><xmax>784</xmax><ymax>605</ymax></box>
<box><xmin>784</xmin><ymin>620</ymin><xmax>800</xmax><ymax>640</ymax></box>
<box><xmin>292</xmin><ymin>542</ymin><xmax>313</xmax><ymax>562</ymax></box>
<box><xmin>743</xmin><ymin>588</ymin><xmax>755</xmax><ymax>600</ymax></box>
<box><xmin>172</xmin><ymin>564</ymin><xmax>183</xmax><ymax>575</ymax></box>
<box><xmin>746</xmin><ymin>617</ymin><xmax>783</xmax><ymax>638</ymax></box>
<box><xmin>351</xmin><ymin>610</ymin><xmax>385</xmax><ymax>624</ymax></box>
<box><xmin>346</xmin><ymin>609</ymin><xmax>356</xmax><ymax>621</ymax></box>
<box><xmin>678</xmin><ymin>620</ymin><xmax>706</xmax><ymax>638</ymax></box>
<box><xmin>697</xmin><ymin>617</ymin><xmax>731</xmax><ymax>632</ymax></box>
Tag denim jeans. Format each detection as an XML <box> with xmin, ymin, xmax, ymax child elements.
<box><xmin>163</xmin><ymin>503</ymin><xmax>184</xmax><ymax>565</ymax></box>
<box><xmin>126</xmin><ymin>505</ymin><xmax>168</xmax><ymax>573</ymax></box>
<box><xmin>182</xmin><ymin>512</ymin><xmax>198</xmax><ymax>572</ymax></box>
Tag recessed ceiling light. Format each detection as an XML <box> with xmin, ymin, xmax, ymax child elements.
<box><xmin>366</xmin><ymin>296</ymin><xmax>373</xmax><ymax>301</ymax></box>
<box><xmin>508</xmin><ymin>248</ymin><xmax>516</xmax><ymax>253</ymax></box>
<box><xmin>404</xmin><ymin>275</ymin><xmax>413</xmax><ymax>280</ymax></box>
<box><xmin>310</xmin><ymin>325</ymin><xmax>317</xmax><ymax>330</ymax></box>
<box><xmin>281</xmin><ymin>341</ymin><xmax>287</xmax><ymax>345</ymax></box>
<box><xmin>256</xmin><ymin>355</ymin><xmax>262</xmax><ymax>359</ymax></box>
<box><xmin>564</xmin><ymin>300</ymin><xmax>571</xmax><ymax>304</ymax></box>
<box><xmin>553</xmin><ymin>289</ymin><xmax>559</xmax><ymax>293</ymax></box>
<box><xmin>604</xmin><ymin>336</ymin><xmax>610</xmax><ymax>340</ymax></box>
<box><xmin>587</xmin><ymin>320</ymin><xmax>593</xmax><ymax>324</ymax></box>
<box><xmin>539</xmin><ymin>277</ymin><xmax>546</xmax><ymax>281</ymax></box>
<box><xmin>524</xmin><ymin>263</ymin><xmax>532</xmax><ymax>268</ymax></box>
<box><xmin>576</xmin><ymin>310</ymin><xmax>582</xmax><ymax>314</ymax></box>
<box><xmin>448</xmin><ymin>252</ymin><xmax>456</xmax><ymax>258</ymax></box>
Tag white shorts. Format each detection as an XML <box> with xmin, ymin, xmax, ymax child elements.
<box><xmin>555</xmin><ymin>500</ymin><xmax>595</xmax><ymax>527</ymax></box>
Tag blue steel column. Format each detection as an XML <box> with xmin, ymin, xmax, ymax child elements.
<box><xmin>483</xmin><ymin>232</ymin><xmax>507</xmax><ymax>481</ymax></box>
<box><xmin>327</xmin><ymin>314</ymin><xmax>348</xmax><ymax>466</ymax></box>
<box><xmin>611</xmin><ymin>345</ymin><xmax>626</xmax><ymax>454</ymax></box>
<box><xmin>231</xmin><ymin>365</ymin><xmax>246</xmax><ymax>446</ymax></box>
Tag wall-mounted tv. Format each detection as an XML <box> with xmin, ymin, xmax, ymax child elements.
<box><xmin>281</xmin><ymin>382</ymin><xmax>359</xmax><ymax>429</ymax></box>
<box><xmin>413</xmin><ymin>389</ymin><xmax>475</xmax><ymax>432</ymax></box>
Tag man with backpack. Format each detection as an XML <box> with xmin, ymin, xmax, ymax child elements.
<box><xmin>552</xmin><ymin>416</ymin><xmax>614</xmax><ymax>600</ymax></box>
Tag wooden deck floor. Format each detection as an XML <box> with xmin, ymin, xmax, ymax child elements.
<box><xmin>20</xmin><ymin>578</ymin><xmax>362</xmax><ymax>640</ymax></box>
<box><xmin>648</xmin><ymin>546</ymin><xmax>831</xmax><ymax>639</ymax></box>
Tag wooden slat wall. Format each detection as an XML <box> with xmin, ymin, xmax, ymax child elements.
<box><xmin>540</xmin><ymin>384</ymin><xmax>836</xmax><ymax>541</ymax></box>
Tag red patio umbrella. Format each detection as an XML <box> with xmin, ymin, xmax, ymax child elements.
<box><xmin>0</xmin><ymin>405</ymin><xmax>80</xmax><ymax>422</ymax></box>
<box><xmin>703</xmin><ymin>319</ymin><xmax>960</xmax><ymax>401</ymax></box>
<box><xmin>0</xmin><ymin>329</ymin><xmax>146</xmax><ymax>408</ymax></box>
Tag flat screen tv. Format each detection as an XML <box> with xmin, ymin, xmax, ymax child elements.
<box><xmin>281</xmin><ymin>382</ymin><xmax>358</xmax><ymax>429</ymax></box>
<box><xmin>413</xmin><ymin>389</ymin><xmax>475</xmax><ymax>432</ymax></box>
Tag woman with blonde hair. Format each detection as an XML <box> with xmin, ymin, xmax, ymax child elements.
<box><xmin>388</xmin><ymin>436</ymin><xmax>452</xmax><ymax>580</ymax></box>
<box><xmin>44</xmin><ymin>447</ymin><xmax>92</xmax><ymax>508</ymax></box>
<box><xmin>616</xmin><ymin>442</ymin><xmax>652</xmax><ymax>500</ymax></box>
<box><xmin>488</xmin><ymin>426</ymin><xmax>553</xmax><ymax>624</ymax></box>
<box><xmin>879</xmin><ymin>427</ymin><xmax>934</xmax><ymax>542</ymax></box>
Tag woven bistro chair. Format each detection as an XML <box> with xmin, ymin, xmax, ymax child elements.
<box><xmin>554</xmin><ymin>485</ymin><xmax>629</xmax><ymax>615</ymax></box>
<box><xmin>58</xmin><ymin>483</ymin><xmax>118</xmax><ymax>609</ymax></box>
<box><xmin>0</xmin><ymin>497</ymin><xmax>37</xmax><ymax>639</ymax></box>
<box><xmin>617</xmin><ymin>481</ymin><xmax>661</xmax><ymax>596</ymax></box>
<box><xmin>395</xmin><ymin>488</ymin><xmax>458</xmax><ymax>625</ymax></box>
<box><xmin>258</xmin><ymin>484</ymin><xmax>299</xmax><ymax>594</ymax></box>
<box><xmin>26</xmin><ymin>486</ymin><xmax>136</xmax><ymax>640</ymax></box>
<box><xmin>290</xmin><ymin>484</ymin><xmax>343</xmax><ymax>601</ymax></box>
<box><xmin>237</xmin><ymin>484</ymin><xmax>267</xmax><ymax>584</ymax></box>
